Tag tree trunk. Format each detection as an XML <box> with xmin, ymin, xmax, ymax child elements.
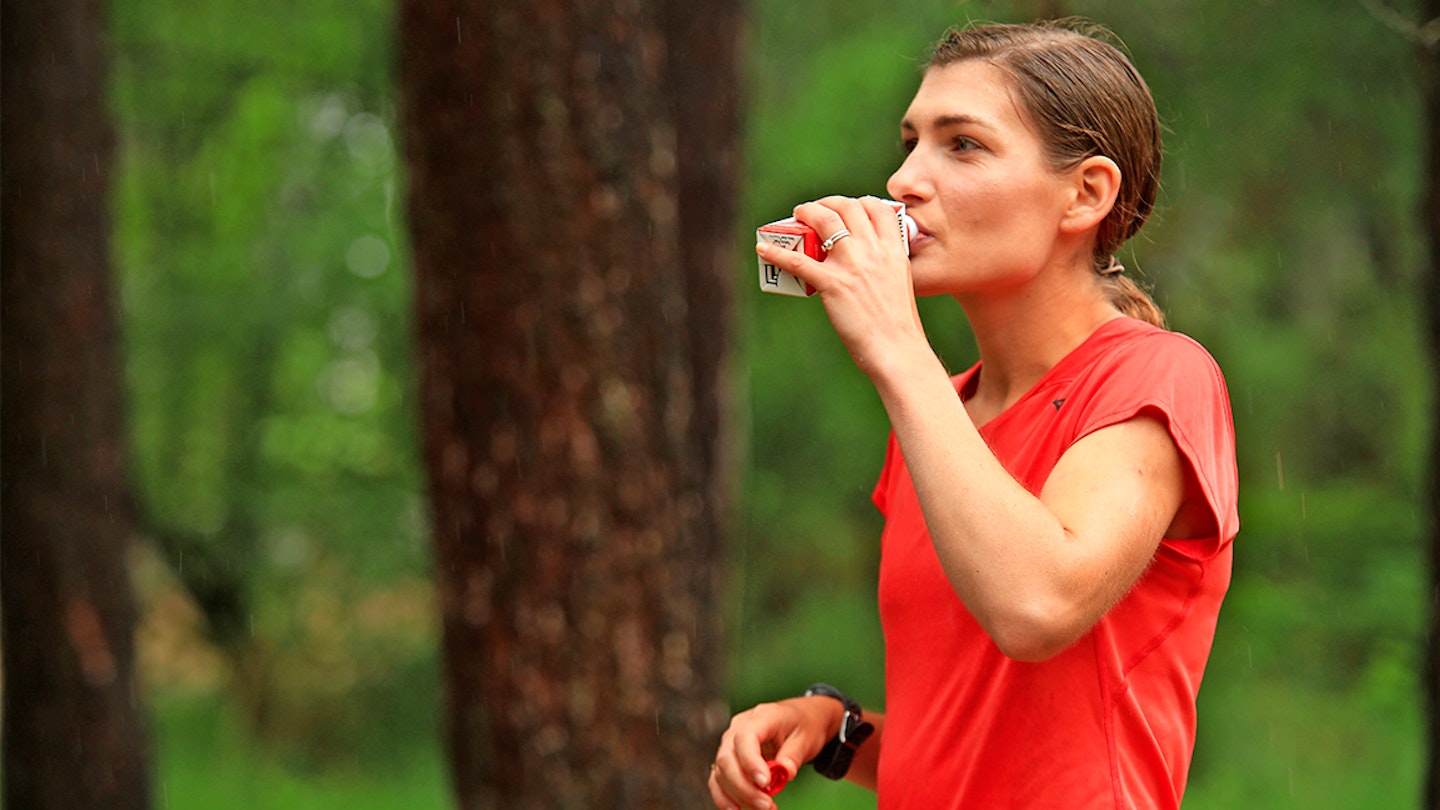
<box><xmin>1</xmin><ymin>0</ymin><xmax>151</xmax><ymax>807</ymax></box>
<box><xmin>399</xmin><ymin>0</ymin><xmax>741</xmax><ymax>807</ymax></box>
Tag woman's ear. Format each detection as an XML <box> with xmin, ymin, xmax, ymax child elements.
<box><xmin>1059</xmin><ymin>155</ymin><xmax>1121</xmax><ymax>234</ymax></box>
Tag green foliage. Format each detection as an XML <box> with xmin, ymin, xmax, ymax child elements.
<box><xmin>153</xmin><ymin>694</ymin><xmax>448</xmax><ymax>809</ymax></box>
<box><xmin>111</xmin><ymin>0</ymin><xmax>433</xmax><ymax>780</ymax></box>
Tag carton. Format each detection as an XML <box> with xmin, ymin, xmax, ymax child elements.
<box><xmin>756</xmin><ymin>199</ymin><xmax>915</xmax><ymax>297</ymax></box>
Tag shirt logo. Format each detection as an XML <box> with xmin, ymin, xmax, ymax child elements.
<box><xmin>1052</xmin><ymin>398</ymin><xmax>1066</xmax><ymax>411</ymax></box>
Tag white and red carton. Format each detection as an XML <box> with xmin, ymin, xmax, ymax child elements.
<box><xmin>756</xmin><ymin>199</ymin><xmax>916</xmax><ymax>297</ymax></box>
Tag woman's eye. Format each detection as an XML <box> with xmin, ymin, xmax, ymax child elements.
<box><xmin>901</xmin><ymin>138</ymin><xmax>918</xmax><ymax>154</ymax></box>
<box><xmin>953</xmin><ymin>136</ymin><xmax>981</xmax><ymax>152</ymax></box>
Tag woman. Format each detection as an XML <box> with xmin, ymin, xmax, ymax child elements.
<box><xmin>709</xmin><ymin>20</ymin><xmax>1238</xmax><ymax>810</ymax></box>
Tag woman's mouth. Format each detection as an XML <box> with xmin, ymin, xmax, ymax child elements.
<box><xmin>908</xmin><ymin>224</ymin><xmax>934</xmax><ymax>252</ymax></box>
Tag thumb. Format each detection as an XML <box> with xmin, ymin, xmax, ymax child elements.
<box><xmin>769</xmin><ymin>734</ymin><xmax>819</xmax><ymax>784</ymax></box>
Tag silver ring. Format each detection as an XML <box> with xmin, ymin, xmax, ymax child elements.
<box><xmin>820</xmin><ymin>228</ymin><xmax>851</xmax><ymax>252</ymax></box>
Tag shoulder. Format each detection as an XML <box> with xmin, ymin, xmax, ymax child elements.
<box><xmin>1097</xmin><ymin>318</ymin><xmax>1219</xmax><ymax>365</ymax></box>
<box><xmin>1082</xmin><ymin>320</ymin><xmax>1228</xmax><ymax>398</ymax></box>
<box><xmin>1069</xmin><ymin>320</ymin><xmax>1240</xmax><ymax>544</ymax></box>
<box><xmin>1065</xmin><ymin>320</ymin><xmax>1235</xmax><ymax>461</ymax></box>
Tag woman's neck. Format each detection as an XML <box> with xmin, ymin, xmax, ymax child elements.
<box><xmin>957</xmin><ymin>275</ymin><xmax>1122</xmax><ymax>425</ymax></box>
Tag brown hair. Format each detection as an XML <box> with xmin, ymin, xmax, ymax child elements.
<box><xmin>928</xmin><ymin>20</ymin><xmax>1166</xmax><ymax>327</ymax></box>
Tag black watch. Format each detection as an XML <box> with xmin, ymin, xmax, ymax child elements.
<box><xmin>803</xmin><ymin>683</ymin><xmax>875</xmax><ymax>780</ymax></box>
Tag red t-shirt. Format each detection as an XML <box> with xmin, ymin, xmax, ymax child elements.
<box><xmin>873</xmin><ymin>317</ymin><xmax>1239</xmax><ymax>809</ymax></box>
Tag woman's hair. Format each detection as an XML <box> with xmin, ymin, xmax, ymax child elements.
<box><xmin>928</xmin><ymin>20</ymin><xmax>1166</xmax><ymax>327</ymax></box>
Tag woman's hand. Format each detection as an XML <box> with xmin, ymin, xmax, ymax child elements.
<box><xmin>706</xmin><ymin>696</ymin><xmax>841</xmax><ymax>810</ymax></box>
<box><xmin>755</xmin><ymin>195</ymin><xmax>929</xmax><ymax>376</ymax></box>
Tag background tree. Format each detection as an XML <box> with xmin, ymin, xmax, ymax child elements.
<box><xmin>398</xmin><ymin>0</ymin><xmax>742</xmax><ymax>806</ymax></box>
<box><xmin>1</xmin><ymin>0</ymin><xmax>151</xmax><ymax>806</ymax></box>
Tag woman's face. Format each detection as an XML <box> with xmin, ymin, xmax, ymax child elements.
<box><xmin>887</xmin><ymin>60</ymin><xmax>1075</xmax><ymax>297</ymax></box>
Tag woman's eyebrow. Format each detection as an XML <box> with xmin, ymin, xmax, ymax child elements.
<box><xmin>900</xmin><ymin>113</ymin><xmax>994</xmax><ymax>133</ymax></box>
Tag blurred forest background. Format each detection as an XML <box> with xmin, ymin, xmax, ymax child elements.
<box><xmin>20</xmin><ymin>0</ymin><xmax>1434</xmax><ymax>806</ymax></box>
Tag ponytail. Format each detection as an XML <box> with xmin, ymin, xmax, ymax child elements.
<box><xmin>1103</xmin><ymin>273</ymin><xmax>1165</xmax><ymax>328</ymax></box>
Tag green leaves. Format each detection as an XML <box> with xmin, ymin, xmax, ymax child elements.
<box><xmin>112</xmin><ymin>0</ymin><xmax>427</xmax><ymax>772</ymax></box>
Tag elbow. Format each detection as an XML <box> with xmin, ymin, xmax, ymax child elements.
<box><xmin>994</xmin><ymin>634</ymin><xmax>1073</xmax><ymax>664</ymax></box>
<box><xmin>985</xmin><ymin>602</ymin><xmax>1089</xmax><ymax>663</ymax></box>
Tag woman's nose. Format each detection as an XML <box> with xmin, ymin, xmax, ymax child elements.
<box><xmin>886</xmin><ymin>152</ymin><xmax>929</xmax><ymax>204</ymax></box>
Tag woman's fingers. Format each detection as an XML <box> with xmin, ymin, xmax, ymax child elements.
<box><xmin>767</xmin><ymin>196</ymin><xmax>885</xmax><ymax>294</ymax></box>
<box><xmin>707</xmin><ymin>699</ymin><xmax>829</xmax><ymax>810</ymax></box>
<box><xmin>859</xmin><ymin>194</ymin><xmax>908</xmax><ymax>241</ymax></box>
<box><xmin>708</xmin><ymin>714</ymin><xmax>779</xmax><ymax>809</ymax></box>
<box><xmin>797</xmin><ymin>196</ymin><xmax>868</xmax><ymax>247</ymax></box>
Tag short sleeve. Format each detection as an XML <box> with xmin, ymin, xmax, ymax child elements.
<box><xmin>1069</xmin><ymin>331</ymin><xmax>1240</xmax><ymax>555</ymax></box>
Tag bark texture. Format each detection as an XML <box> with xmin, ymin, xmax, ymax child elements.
<box><xmin>399</xmin><ymin>0</ymin><xmax>742</xmax><ymax>806</ymax></box>
<box><xmin>1</xmin><ymin>0</ymin><xmax>151</xmax><ymax>806</ymax></box>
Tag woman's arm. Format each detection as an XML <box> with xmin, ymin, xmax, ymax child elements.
<box><xmin>708</xmin><ymin>697</ymin><xmax>885</xmax><ymax>809</ymax></box>
<box><xmin>870</xmin><ymin>348</ymin><xmax>1187</xmax><ymax>661</ymax></box>
<box><xmin>759</xmin><ymin>195</ymin><xmax>1193</xmax><ymax>662</ymax></box>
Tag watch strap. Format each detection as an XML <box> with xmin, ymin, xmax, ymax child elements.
<box><xmin>803</xmin><ymin>683</ymin><xmax>874</xmax><ymax>780</ymax></box>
